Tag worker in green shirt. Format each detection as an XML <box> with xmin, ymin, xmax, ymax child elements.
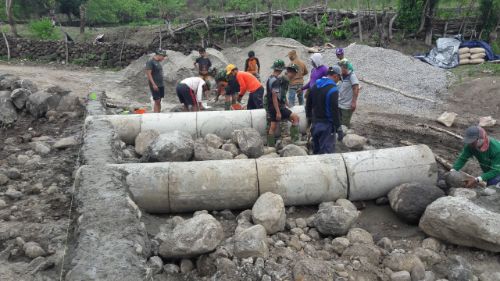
<box><xmin>451</xmin><ymin>126</ymin><xmax>500</xmax><ymax>187</ymax></box>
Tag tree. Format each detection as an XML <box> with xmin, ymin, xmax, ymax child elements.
<box><xmin>57</xmin><ymin>0</ymin><xmax>83</xmax><ymax>22</ymax></box>
<box><xmin>479</xmin><ymin>0</ymin><xmax>500</xmax><ymax>41</ymax></box>
<box><xmin>79</xmin><ymin>1</ymin><xmax>85</xmax><ymax>34</ymax></box>
<box><xmin>5</xmin><ymin>0</ymin><xmax>18</xmax><ymax>37</ymax></box>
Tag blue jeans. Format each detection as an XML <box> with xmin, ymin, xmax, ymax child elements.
<box><xmin>288</xmin><ymin>84</ymin><xmax>304</xmax><ymax>106</ymax></box>
<box><xmin>312</xmin><ymin>122</ymin><xmax>336</xmax><ymax>154</ymax></box>
<box><xmin>487</xmin><ymin>175</ymin><xmax>500</xmax><ymax>187</ymax></box>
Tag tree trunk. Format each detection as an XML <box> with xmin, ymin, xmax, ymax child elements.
<box><xmin>2</xmin><ymin>27</ymin><xmax>10</xmax><ymax>60</ymax></box>
<box><xmin>389</xmin><ymin>13</ymin><xmax>398</xmax><ymax>40</ymax></box>
<box><xmin>79</xmin><ymin>4</ymin><xmax>86</xmax><ymax>34</ymax></box>
<box><xmin>5</xmin><ymin>0</ymin><xmax>18</xmax><ymax>37</ymax></box>
<box><xmin>267</xmin><ymin>0</ymin><xmax>273</xmax><ymax>35</ymax></box>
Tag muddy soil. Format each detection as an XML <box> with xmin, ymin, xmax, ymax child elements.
<box><xmin>0</xmin><ymin>111</ymin><xmax>83</xmax><ymax>280</ymax></box>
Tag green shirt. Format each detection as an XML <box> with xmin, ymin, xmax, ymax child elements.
<box><xmin>452</xmin><ymin>137</ymin><xmax>500</xmax><ymax>181</ymax></box>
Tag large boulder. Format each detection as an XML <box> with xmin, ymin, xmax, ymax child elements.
<box><xmin>0</xmin><ymin>75</ymin><xmax>19</xmax><ymax>90</ymax></box>
<box><xmin>12</xmin><ymin>79</ymin><xmax>38</xmax><ymax>93</ymax></box>
<box><xmin>159</xmin><ymin>214</ymin><xmax>224</xmax><ymax>258</ymax></box>
<box><xmin>134</xmin><ymin>130</ymin><xmax>159</xmax><ymax>156</ymax></box>
<box><xmin>342</xmin><ymin>134</ymin><xmax>368</xmax><ymax>150</ymax></box>
<box><xmin>204</xmin><ymin>133</ymin><xmax>224</xmax><ymax>149</ymax></box>
<box><xmin>232</xmin><ymin>128</ymin><xmax>264</xmax><ymax>158</ymax></box>
<box><xmin>233</xmin><ymin>224</ymin><xmax>269</xmax><ymax>258</ymax></box>
<box><xmin>419</xmin><ymin>196</ymin><xmax>500</xmax><ymax>252</ymax></box>
<box><xmin>10</xmin><ymin>88</ymin><xmax>32</xmax><ymax>109</ymax></box>
<box><xmin>145</xmin><ymin>131</ymin><xmax>194</xmax><ymax>162</ymax></box>
<box><xmin>280</xmin><ymin>144</ymin><xmax>308</xmax><ymax>157</ymax></box>
<box><xmin>388</xmin><ymin>182</ymin><xmax>445</xmax><ymax>224</ymax></box>
<box><xmin>251</xmin><ymin>192</ymin><xmax>286</xmax><ymax>234</ymax></box>
<box><xmin>313</xmin><ymin>199</ymin><xmax>360</xmax><ymax>236</ymax></box>
<box><xmin>56</xmin><ymin>93</ymin><xmax>82</xmax><ymax>112</ymax></box>
<box><xmin>194</xmin><ymin>140</ymin><xmax>233</xmax><ymax>161</ymax></box>
<box><xmin>26</xmin><ymin>90</ymin><xmax>64</xmax><ymax>118</ymax></box>
<box><xmin>0</xmin><ymin>91</ymin><xmax>17</xmax><ymax>126</ymax></box>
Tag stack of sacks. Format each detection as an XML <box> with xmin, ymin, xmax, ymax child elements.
<box><xmin>459</xmin><ymin>47</ymin><xmax>486</xmax><ymax>65</ymax></box>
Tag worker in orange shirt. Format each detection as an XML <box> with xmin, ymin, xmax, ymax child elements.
<box><xmin>226</xmin><ymin>64</ymin><xmax>264</xmax><ymax>110</ymax></box>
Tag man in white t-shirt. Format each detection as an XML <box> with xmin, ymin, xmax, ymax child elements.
<box><xmin>338</xmin><ymin>60</ymin><xmax>360</xmax><ymax>128</ymax></box>
<box><xmin>176</xmin><ymin>77</ymin><xmax>211</xmax><ymax>111</ymax></box>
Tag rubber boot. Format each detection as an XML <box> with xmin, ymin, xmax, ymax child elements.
<box><xmin>267</xmin><ymin>134</ymin><xmax>276</xmax><ymax>147</ymax></box>
<box><xmin>290</xmin><ymin>125</ymin><xmax>299</xmax><ymax>142</ymax></box>
<box><xmin>224</xmin><ymin>101</ymin><xmax>231</xmax><ymax>110</ymax></box>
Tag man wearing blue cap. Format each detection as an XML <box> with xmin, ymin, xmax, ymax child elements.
<box><xmin>451</xmin><ymin>126</ymin><xmax>500</xmax><ymax>187</ymax></box>
<box><xmin>305</xmin><ymin>65</ymin><xmax>343</xmax><ymax>154</ymax></box>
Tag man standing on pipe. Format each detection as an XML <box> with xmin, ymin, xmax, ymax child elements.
<box><xmin>450</xmin><ymin>126</ymin><xmax>500</xmax><ymax>188</ymax></box>
<box><xmin>176</xmin><ymin>76</ymin><xmax>211</xmax><ymax>112</ymax></box>
<box><xmin>306</xmin><ymin>66</ymin><xmax>343</xmax><ymax>154</ymax></box>
<box><xmin>145</xmin><ymin>49</ymin><xmax>167</xmax><ymax>113</ymax></box>
<box><xmin>226</xmin><ymin>64</ymin><xmax>265</xmax><ymax>110</ymax></box>
<box><xmin>265</xmin><ymin>60</ymin><xmax>300</xmax><ymax>147</ymax></box>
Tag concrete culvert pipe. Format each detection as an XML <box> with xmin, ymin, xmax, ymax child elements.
<box><xmin>110</xmin><ymin>145</ymin><xmax>437</xmax><ymax>213</ymax></box>
<box><xmin>85</xmin><ymin>106</ymin><xmax>308</xmax><ymax>144</ymax></box>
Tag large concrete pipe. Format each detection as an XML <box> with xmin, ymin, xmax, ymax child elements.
<box><xmin>85</xmin><ymin>106</ymin><xmax>308</xmax><ymax>144</ymax></box>
<box><xmin>256</xmin><ymin>154</ymin><xmax>348</xmax><ymax>206</ymax></box>
<box><xmin>344</xmin><ymin>145</ymin><xmax>437</xmax><ymax>201</ymax></box>
<box><xmin>110</xmin><ymin>145</ymin><xmax>437</xmax><ymax>213</ymax></box>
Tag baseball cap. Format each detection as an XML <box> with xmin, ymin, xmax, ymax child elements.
<box><xmin>327</xmin><ymin>65</ymin><xmax>342</xmax><ymax>76</ymax></box>
<box><xmin>226</xmin><ymin>64</ymin><xmax>237</xmax><ymax>75</ymax></box>
<box><xmin>286</xmin><ymin>64</ymin><xmax>299</xmax><ymax>73</ymax></box>
<box><xmin>155</xmin><ymin>49</ymin><xmax>167</xmax><ymax>56</ymax></box>
<box><xmin>463</xmin><ymin>126</ymin><xmax>481</xmax><ymax>144</ymax></box>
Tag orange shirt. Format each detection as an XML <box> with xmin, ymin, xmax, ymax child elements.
<box><xmin>236</xmin><ymin>71</ymin><xmax>262</xmax><ymax>96</ymax></box>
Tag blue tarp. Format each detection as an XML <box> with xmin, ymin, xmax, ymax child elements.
<box><xmin>459</xmin><ymin>40</ymin><xmax>500</xmax><ymax>61</ymax></box>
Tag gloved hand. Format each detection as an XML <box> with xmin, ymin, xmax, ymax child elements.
<box><xmin>337</xmin><ymin>129</ymin><xmax>345</xmax><ymax>141</ymax></box>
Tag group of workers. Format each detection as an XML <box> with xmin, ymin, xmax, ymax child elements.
<box><xmin>145</xmin><ymin>47</ymin><xmax>499</xmax><ymax>189</ymax></box>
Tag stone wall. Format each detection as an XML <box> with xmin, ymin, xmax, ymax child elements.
<box><xmin>0</xmin><ymin>37</ymin><xmax>150</xmax><ymax>68</ymax></box>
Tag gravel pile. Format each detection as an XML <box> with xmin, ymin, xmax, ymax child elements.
<box><xmin>322</xmin><ymin>44</ymin><xmax>451</xmax><ymax>116</ymax></box>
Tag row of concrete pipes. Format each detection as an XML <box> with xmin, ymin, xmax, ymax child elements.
<box><xmin>86</xmin><ymin>108</ymin><xmax>438</xmax><ymax>213</ymax></box>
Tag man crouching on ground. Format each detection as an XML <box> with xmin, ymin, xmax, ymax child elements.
<box><xmin>266</xmin><ymin>59</ymin><xmax>300</xmax><ymax>147</ymax></box>
<box><xmin>176</xmin><ymin>76</ymin><xmax>210</xmax><ymax>112</ymax></box>
<box><xmin>145</xmin><ymin>49</ymin><xmax>167</xmax><ymax>112</ymax></box>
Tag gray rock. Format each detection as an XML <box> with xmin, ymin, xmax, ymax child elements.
<box><xmin>180</xmin><ymin>259</ymin><xmax>194</xmax><ymax>273</ymax></box>
<box><xmin>54</xmin><ymin>136</ymin><xmax>79</xmax><ymax>149</ymax></box>
<box><xmin>221</xmin><ymin>143</ymin><xmax>239</xmax><ymax>157</ymax></box>
<box><xmin>6</xmin><ymin>168</ymin><xmax>21</xmax><ymax>180</ymax></box>
<box><xmin>292</xmin><ymin>258</ymin><xmax>335</xmax><ymax>281</ymax></box>
<box><xmin>159</xmin><ymin>214</ymin><xmax>223</xmax><ymax>258</ymax></box>
<box><xmin>448</xmin><ymin>255</ymin><xmax>473</xmax><ymax>281</ymax></box>
<box><xmin>56</xmin><ymin>93</ymin><xmax>81</xmax><ymax>112</ymax></box>
<box><xmin>0</xmin><ymin>91</ymin><xmax>17</xmax><ymax>126</ymax></box>
<box><xmin>263</xmin><ymin>147</ymin><xmax>276</xmax><ymax>155</ymax></box>
<box><xmin>26</xmin><ymin>90</ymin><xmax>63</xmax><ymax>118</ymax></box>
<box><xmin>147</xmin><ymin>256</ymin><xmax>163</xmax><ymax>274</ymax></box>
<box><xmin>10</xmin><ymin>88</ymin><xmax>32</xmax><ymax>109</ymax></box>
<box><xmin>376</xmin><ymin>196</ymin><xmax>390</xmax><ymax>205</ymax></box>
<box><xmin>235</xmin><ymin>154</ymin><xmax>248</xmax><ymax>159</ymax></box>
<box><xmin>449</xmin><ymin>188</ymin><xmax>477</xmax><ymax>199</ymax></box>
<box><xmin>233</xmin><ymin>224</ymin><xmax>269</xmax><ymax>258</ymax></box>
<box><xmin>391</xmin><ymin>271</ymin><xmax>411</xmax><ymax>281</ymax></box>
<box><xmin>29</xmin><ymin>142</ymin><xmax>51</xmax><ymax>155</ymax></box>
<box><xmin>388</xmin><ymin>182</ymin><xmax>445</xmax><ymax>224</ymax></box>
<box><xmin>414</xmin><ymin>247</ymin><xmax>442</xmax><ymax>267</ymax></box>
<box><xmin>377</xmin><ymin>237</ymin><xmax>393</xmax><ymax>251</ymax></box>
<box><xmin>204</xmin><ymin>133</ymin><xmax>223</xmax><ymax>149</ymax></box>
<box><xmin>346</xmin><ymin>228</ymin><xmax>374</xmax><ymax>244</ymax></box>
<box><xmin>232</xmin><ymin>128</ymin><xmax>264</xmax><ymax>158</ymax></box>
<box><xmin>163</xmin><ymin>263</ymin><xmax>180</xmax><ymax>274</ymax></box>
<box><xmin>313</xmin><ymin>199</ymin><xmax>360</xmax><ymax>236</ymax></box>
<box><xmin>411</xmin><ymin>260</ymin><xmax>426</xmax><ymax>281</ymax></box>
<box><xmin>134</xmin><ymin>129</ymin><xmax>159</xmax><ymax>156</ymax></box>
<box><xmin>384</xmin><ymin>252</ymin><xmax>423</xmax><ymax>272</ymax></box>
<box><xmin>445</xmin><ymin>171</ymin><xmax>466</xmax><ymax>189</ymax></box>
<box><xmin>479</xmin><ymin>272</ymin><xmax>500</xmax><ymax>281</ymax></box>
<box><xmin>259</xmin><ymin>153</ymin><xmax>280</xmax><ymax>158</ymax></box>
<box><xmin>419</xmin><ymin>196</ymin><xmax>500</xmax><ymax>252</ymax></box>
<box><xmin>424</xmin><ymin>271</ymin><xmax>436</xmax><ymax>281</ymax></box>
<box><xmin>0</xmin><ymin>173</ymin><xmax>9</xmax><ymax>185</ymax></box>
<box><xmin>342</xmin><ymin>134</ymin><xmax>368</xmax><ymax>150</ymax></box>
<box><xmin>280</xmin><ymin>144</ymin><xmax>308</xmax><ymax>157</ymax></box>
<box><xmin>342</xmin><ymin>243</ymin><xmax>382</xmax><ymax>265</ymax></box>
<box><xmin>145</xmin><ymin>131</ymin><xmax>194</xmax><ymax>162</ymax></box>
<box><xmin>331</xmin><ymin>237</ymin><xmax>350</xmax><ymax>254</ymax></box>
<box><xmin>12</xmin><ymin>79</ymin><xmax>38</xmax><ymax>93</ymax></box>
<box><xmin>194</xmin><ymin>140</ymin><xmax>233</xmax><ymax>161</ymax></box>
<box><xmin>252</xmin><ymin>192</ymin><xmax>286</xmax><ymax>234</ymax></box>
<box><xmin>0</xmin><ymin>75</ymin><xmax>19</xmax><ymax>90</ymax></box>
<box><xmin>5</xmin><ymin>187</ymin><xmax>23</xmax><ymax>200</ymax></box>
<box><xmin>0</xmin><ymin>199</ymin><xmax>6</xmax><ymax>209</ymax></box>
<box><xmin>422</xmin><ymin>237</ymin><xmax>442</xmax><ymax>252</ymax></box>
<box><xmin>23</xmin><ymin>242</ymin><xmax>46</xmax><ymax>259</ymax></box>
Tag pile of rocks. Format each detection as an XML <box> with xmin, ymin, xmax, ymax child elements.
<box><xmin>0</xmin><ymin>73</ymin><xmax>82</xmax><ymax>126</ymax></box>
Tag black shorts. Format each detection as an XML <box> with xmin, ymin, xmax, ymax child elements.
<box><xmin>150</xmin><ymin>86</ymin><xmax>165</xmax><ymax>101</ymax></box>
<box><xmin>269</xmin><ymin>107</ymin><xmax>292</xmax><ymax>122</ymax></box>
<box><xmin>176</xmin><ymin>83</ymin><xmax>197</xmax><ymax>107</ymax></box>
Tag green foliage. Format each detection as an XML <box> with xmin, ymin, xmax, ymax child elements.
<box><xmin>86</xmin><ymin>0</ymin><xmax>150</xmax><ymax>24</ymax></box>
<box><xmin>28</xmin><ymin>18</ymin><xmax>60</xmax><ymax>40</ymax></box>
<box><xmin>225</xmin><ymin>0</ymin><xmax>255</xmax><ymax>12</ymax></box>
<box><xmin>253</xmin><ymin>25</ymin><xmax>270</xmax><ymax>40</ymax></box>
<box><xmin>72</xmin><ymin>53</ymin><xmax>96</xmax><ymax>65</ymax></box>
<box><xmin>152</xmin><ymin>0</ymin><xmax>186</xmax><ymax>18</ymax></box>
<box><xmin>479</xmin><ymin>0</ymin><xmax>500</xmax><ymax>40</ymax></box>
<box><xmin>57</xmin><ymin>0</ymin><xmax>84</xmax><ymax>17</ymax></box>
<box><xmin>278</xmin><ymin>17</ymin><xmax>324</xmax><ymax>45</ymax></box>
<box><xmin>492</xmin><ymin>41</ymin><xmax>500</xmax><ymax>54</ymax></box>
<box><xmin>332</xmin><ymin>17</ymin><xmax>352</xmax><ymax>40</ymax></box>
<box><xmin>397</xmin><ymin>0</ymin><xmax>425</xmax><ymax>33</ymax></box>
